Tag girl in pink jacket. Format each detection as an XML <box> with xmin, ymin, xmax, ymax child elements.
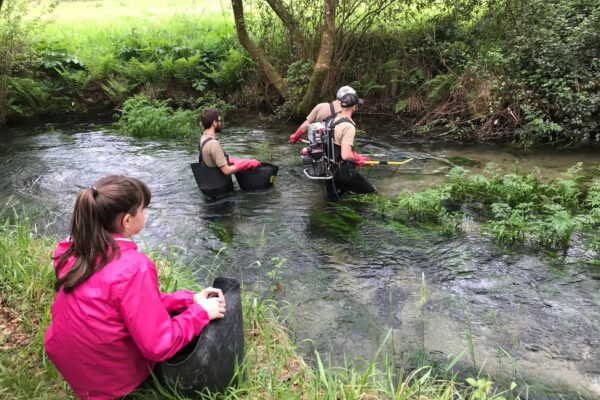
<box><xmin>44</xmin><ymin>175</ymin><xmax>226</xmax><ymax>399</ymax></box>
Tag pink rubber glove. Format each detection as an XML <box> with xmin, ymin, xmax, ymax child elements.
<box><xmin>289</xmin><ymin>127</ymin><xmax>304</xmax><ymax>143</ymax></box>
<box><xmin>352</xmin><ymin>151</ymin><xmax>370</xmax><ymax>167</ymax></box>
<box><xmin>232</xmin><ymin>158</ymin><xmax>261</xmax><ymax>172</ymax></box>
<box><xmin>228</xmin><ymin>156</ymin><xmax>241</xmax><ymax>166</ymax></box>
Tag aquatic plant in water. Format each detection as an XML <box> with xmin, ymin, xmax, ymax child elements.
<box><xmin>362</xmin><ymin>163</ymin><xmax>598</xmax><ymax>253</ymax></box>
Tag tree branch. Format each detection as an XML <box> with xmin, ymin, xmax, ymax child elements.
<box><xmin>295</xmin><ymin>0</ymin><xmax>337</xmax><ymax>117</ymax></box>
<box><xmin>331</xmin><ymin>0</ymin><xmax>396</xmax><ymax>85</ymax></box>
<box><xmin>264</xmin><ymin>0</ymin><xmax>307</xmax><ymax>55</ymax></box>
<box><xmin>231</xmin><ymin>0</ymin><xmax>288</xmax><ymax>97</ymax></box>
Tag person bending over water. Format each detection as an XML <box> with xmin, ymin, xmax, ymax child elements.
<box><xmin>44</xmin><ymin>175</ymin><xmax>226</xmax><ymax>399</ymax></box>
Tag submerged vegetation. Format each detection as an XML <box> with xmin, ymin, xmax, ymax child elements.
<box><xmin>1</xmin><ymin>214</ymin><xmax>526</xmax><ymax>399</ymax></box>
<box><xmin>363</xmin><ymin>164</ymin><xmax>600</xmax><ymax>252</ymax></box>
<box><xmin>0</xmin><ymin>0</ymin><xmax>598</xmax><ymax>147</ymax></box>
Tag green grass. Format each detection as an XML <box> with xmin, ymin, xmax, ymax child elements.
<box><xmin>39</xmin><ymin>0</ymin><xmax>234</xmax><ymax>66</ymax></box>
<box><xmin>0</xmin><ymin>213</ymin><xmax>521</xmax><ymax>399</ymax></box>
<box><xmin>48</xmin><ymin>0</ymin><xmax>229</xmax><ymax>21</ymax></box>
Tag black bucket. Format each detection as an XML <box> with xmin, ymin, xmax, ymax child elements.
<box><xmin>234</xmin><ymin>162</ymin><xmax>279</xmax><ymax>191</ymax></box>
<box><xmin>160</xmin><ymin>277</ymin><xmax>244</xmax><ymax>397</ymax></box>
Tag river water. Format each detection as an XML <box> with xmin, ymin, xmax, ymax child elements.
<box><xmin>1</xmin><ymin>116</ymin><xmax>599</xmax><ymax>399</ymax></box>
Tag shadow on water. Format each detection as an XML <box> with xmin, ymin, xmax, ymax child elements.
<box><xmin>1</xmin><ymin>116</ymin><xmax>600</xmax><ymax>399</ymax></box>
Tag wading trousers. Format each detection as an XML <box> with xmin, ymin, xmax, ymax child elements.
<box><xmin>326</xmin><ymin>161</ymin><xmax>375</xmax><ymax>200</ymax></box>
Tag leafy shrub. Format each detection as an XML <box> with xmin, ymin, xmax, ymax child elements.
<box><xmin>209</xmin><ymin>48</ymin><xmax>253</xmax><ymax>92</ymax></box>
<box><xmin>37</xmin><ymin>50</ymin><xmax>85</xmax><ymax>72</ymax></box>
<box><xmin>495</xmin><ymin>173</ymin><xmax>542</xmax><ymax>207</ymax></box>
<box><xmin>116</xmin><ymin>94</ymin><xmax>199</xmax><ymax>139</ymax></box>
<box><xmin>122</xmin><ymin>58</ymin><xmax>160</xmax><ymax>85</ymax></box>
<box><xmin>532</xmin><ymin>205</ymin><xmax>581</xmax><ymax>251</ymax></box>
<box><xmin>542</xmin><ymin>163</ymin><xmax>584</xmax><ymax>210</ymax></box>
<box><xmin>479</xmin><ymin>0</ymin><xmax>600</xmax><ymax>146</ymax></box>
<box><xmin>172</xmin><ymin>55</ymin><xmax>202</xmax><ymax>84</ymax></box>
<box><xmin>515</xmin><ymin>105</ymin><xmax>564</xmax><ymax>148</ymax></box>
<box><xmin>7</xmin><ymin>77</ymin><xmax>50</xmax><ymax>117</ymax></box>
<box><xmin>100</xmin><ymin>77</ymin><xmax>135</xmax><ymax>104</ymax></box>
<box><xmin>86</xmin><ymin>53</ymin><xmax>120</xmax><ymax>81</ymax></box>
<box><xmin>585</xmin><ymin>179</ymin><xmax>600</xmax><ymax>223</ymax></box>
<box><xmin>192</xmin><ymin>91</ymin><xmax>236</xmax><ymax>114</ymax></box>
<box><xmin>0</xmin><ymin>0</ymin><xmax>53</xmax><ymax>124</ymax></box>
<box><xmin>422</xmin><ymin>74</ymin><xmax>457</xmax><ymax>104</ymax></box>
<box><xmin>395</xmin><ymin>188</ymin><xmax>444</xmax><ymax>223</ymax></box>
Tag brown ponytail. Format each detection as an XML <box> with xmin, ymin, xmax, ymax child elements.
<box><xmin>55</xmin><ymin>175</ymin><xmax>151</xmax><ymax>293</ymax></box>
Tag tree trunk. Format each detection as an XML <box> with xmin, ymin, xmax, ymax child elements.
<box><xmin>231</xmin><ymin>0</ymin><xmax>288</xmax><ymax>98</ymax></box>
<box><xmin>0</xmin><ymin>0</ymin><xmax>3</xmax><ymax>13</ymax></box>
<box><xmin>293</xmin><ymin>0</ymin><xmax>336</xmax><ymax>118</ymax></box>
<box><xmin>264</xmin><ymin>0</ymin><xmax>307</xmax><ymax>56</ymax></box>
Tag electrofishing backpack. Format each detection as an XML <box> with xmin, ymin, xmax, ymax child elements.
<box><xmin>301</xmin><ymin>105</ymin><xmax>355</xmax><ymax>180</ymax></box>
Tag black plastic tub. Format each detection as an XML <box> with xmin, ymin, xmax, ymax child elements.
<box><xmin>234</xmin><ymin>162</ymin><xmax>279</xmax><ymax>191</ymax></box>
<box><xmin>160</xmin><ymin>277</ymin><xmax>244</xmax><ymax>397</ymax></box>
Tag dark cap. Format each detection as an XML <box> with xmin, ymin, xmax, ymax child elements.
<box><xmin>340</xmin><ymin>93</ymin><xmax>364</xmax><ymax>107</ymax></box>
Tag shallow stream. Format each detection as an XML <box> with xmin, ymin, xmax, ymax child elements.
<box><xmin>1</xmin><ymin>115</ymin><xmax>599</xmax><ymax>399</ymax></box>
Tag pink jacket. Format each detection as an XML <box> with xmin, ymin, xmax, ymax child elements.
<box><xmin>44</xmin><ymin>235</ymin><xmax>210</xmax><ymax>399</ymax></box>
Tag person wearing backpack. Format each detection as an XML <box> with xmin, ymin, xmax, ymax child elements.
<box><xmin>324</xmin><ymin>92</ymin><xmax>376</xmax><ymax>200</ymax></box>
<box><xmin>289</xmin><ymin>85</ymin><xmax>357</xmax><ymax>144</ymax></box>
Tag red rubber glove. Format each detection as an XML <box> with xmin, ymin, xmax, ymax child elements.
<box><xmin>352</xmin><ymin>151</ymin><xmax>370</xmax><ymax>167</ymax></box>
<box><xmin>289</xmin><ymin>126</ymin><xmax>304</xmax><ymax>143</ymax></box>
<box><xmin>232</xmin><ymin>158</ymin><xmax>261</xmax><ymax>172</ymax></box>
<box><xmin>228</xmin><ymin>156</ymin><xmax>241</xmax><ymax>166</ymax></box>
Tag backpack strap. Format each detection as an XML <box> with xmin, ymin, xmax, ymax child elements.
<box><xmin>332</xmin><ymin>117</ymin><xmax>356</xmax><ymax>128</ymax></box>
<box><xmin>329</xmin><ymin>102</ymin><xmax>335</xmax><ymax>117</ymax></box>
<box><xmin>199</xmin><ymin>136</ymin><xmax>215</xmax><ymax>164</ymax></box>
<box><xmin>326</xmin><ymin>117</ymin><xmax>356</xmax><ymax>164</ymax></box>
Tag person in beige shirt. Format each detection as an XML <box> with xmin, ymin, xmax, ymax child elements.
<box><xmin>198</xmin><ymin>108</ymin><xmax>260</xmax><ymax>174</ymax></box>
<box><xmin>325</xmin><ymin>93</ymin><xmax>376</xmax><ymax>200</ymax></box>
<box><xmin>289</xmin><ymin>85</ymin><xmax>359</xmax><ymax>143</ymax></box>
<box><xmin>194</xmin><ymin>108</ymin><xmax>260</xmax><ymax>198</ymax></box>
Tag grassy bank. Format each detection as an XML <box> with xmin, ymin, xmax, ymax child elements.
<box><xmin>1</xmin><ymin>0</ymin><xmax>598</xmax><ymax>146</ymax></box>
<box><xmin>0</xmin><ymin>214</ymin><xmax>521</xmax><ymax>399</ymax></box>
<box><xmin>3</xmin><ymin>0</ymin><xmax>249</xmax><ymax>126</ymax></box>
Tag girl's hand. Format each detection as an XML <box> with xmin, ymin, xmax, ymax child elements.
<box><xmin>196</xmin><ymin>297</ymin><xmax>226</xmax><ymax>320</ymax></box>
<box><xmin>194</xmin><ymin>287</ymin><xmax>226</xmax><ymax>320</ymax></box>
<box><xmin>194</xmin><ymin>287</ymin><xmax>225</xmax><ymax>304</ymax></box>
